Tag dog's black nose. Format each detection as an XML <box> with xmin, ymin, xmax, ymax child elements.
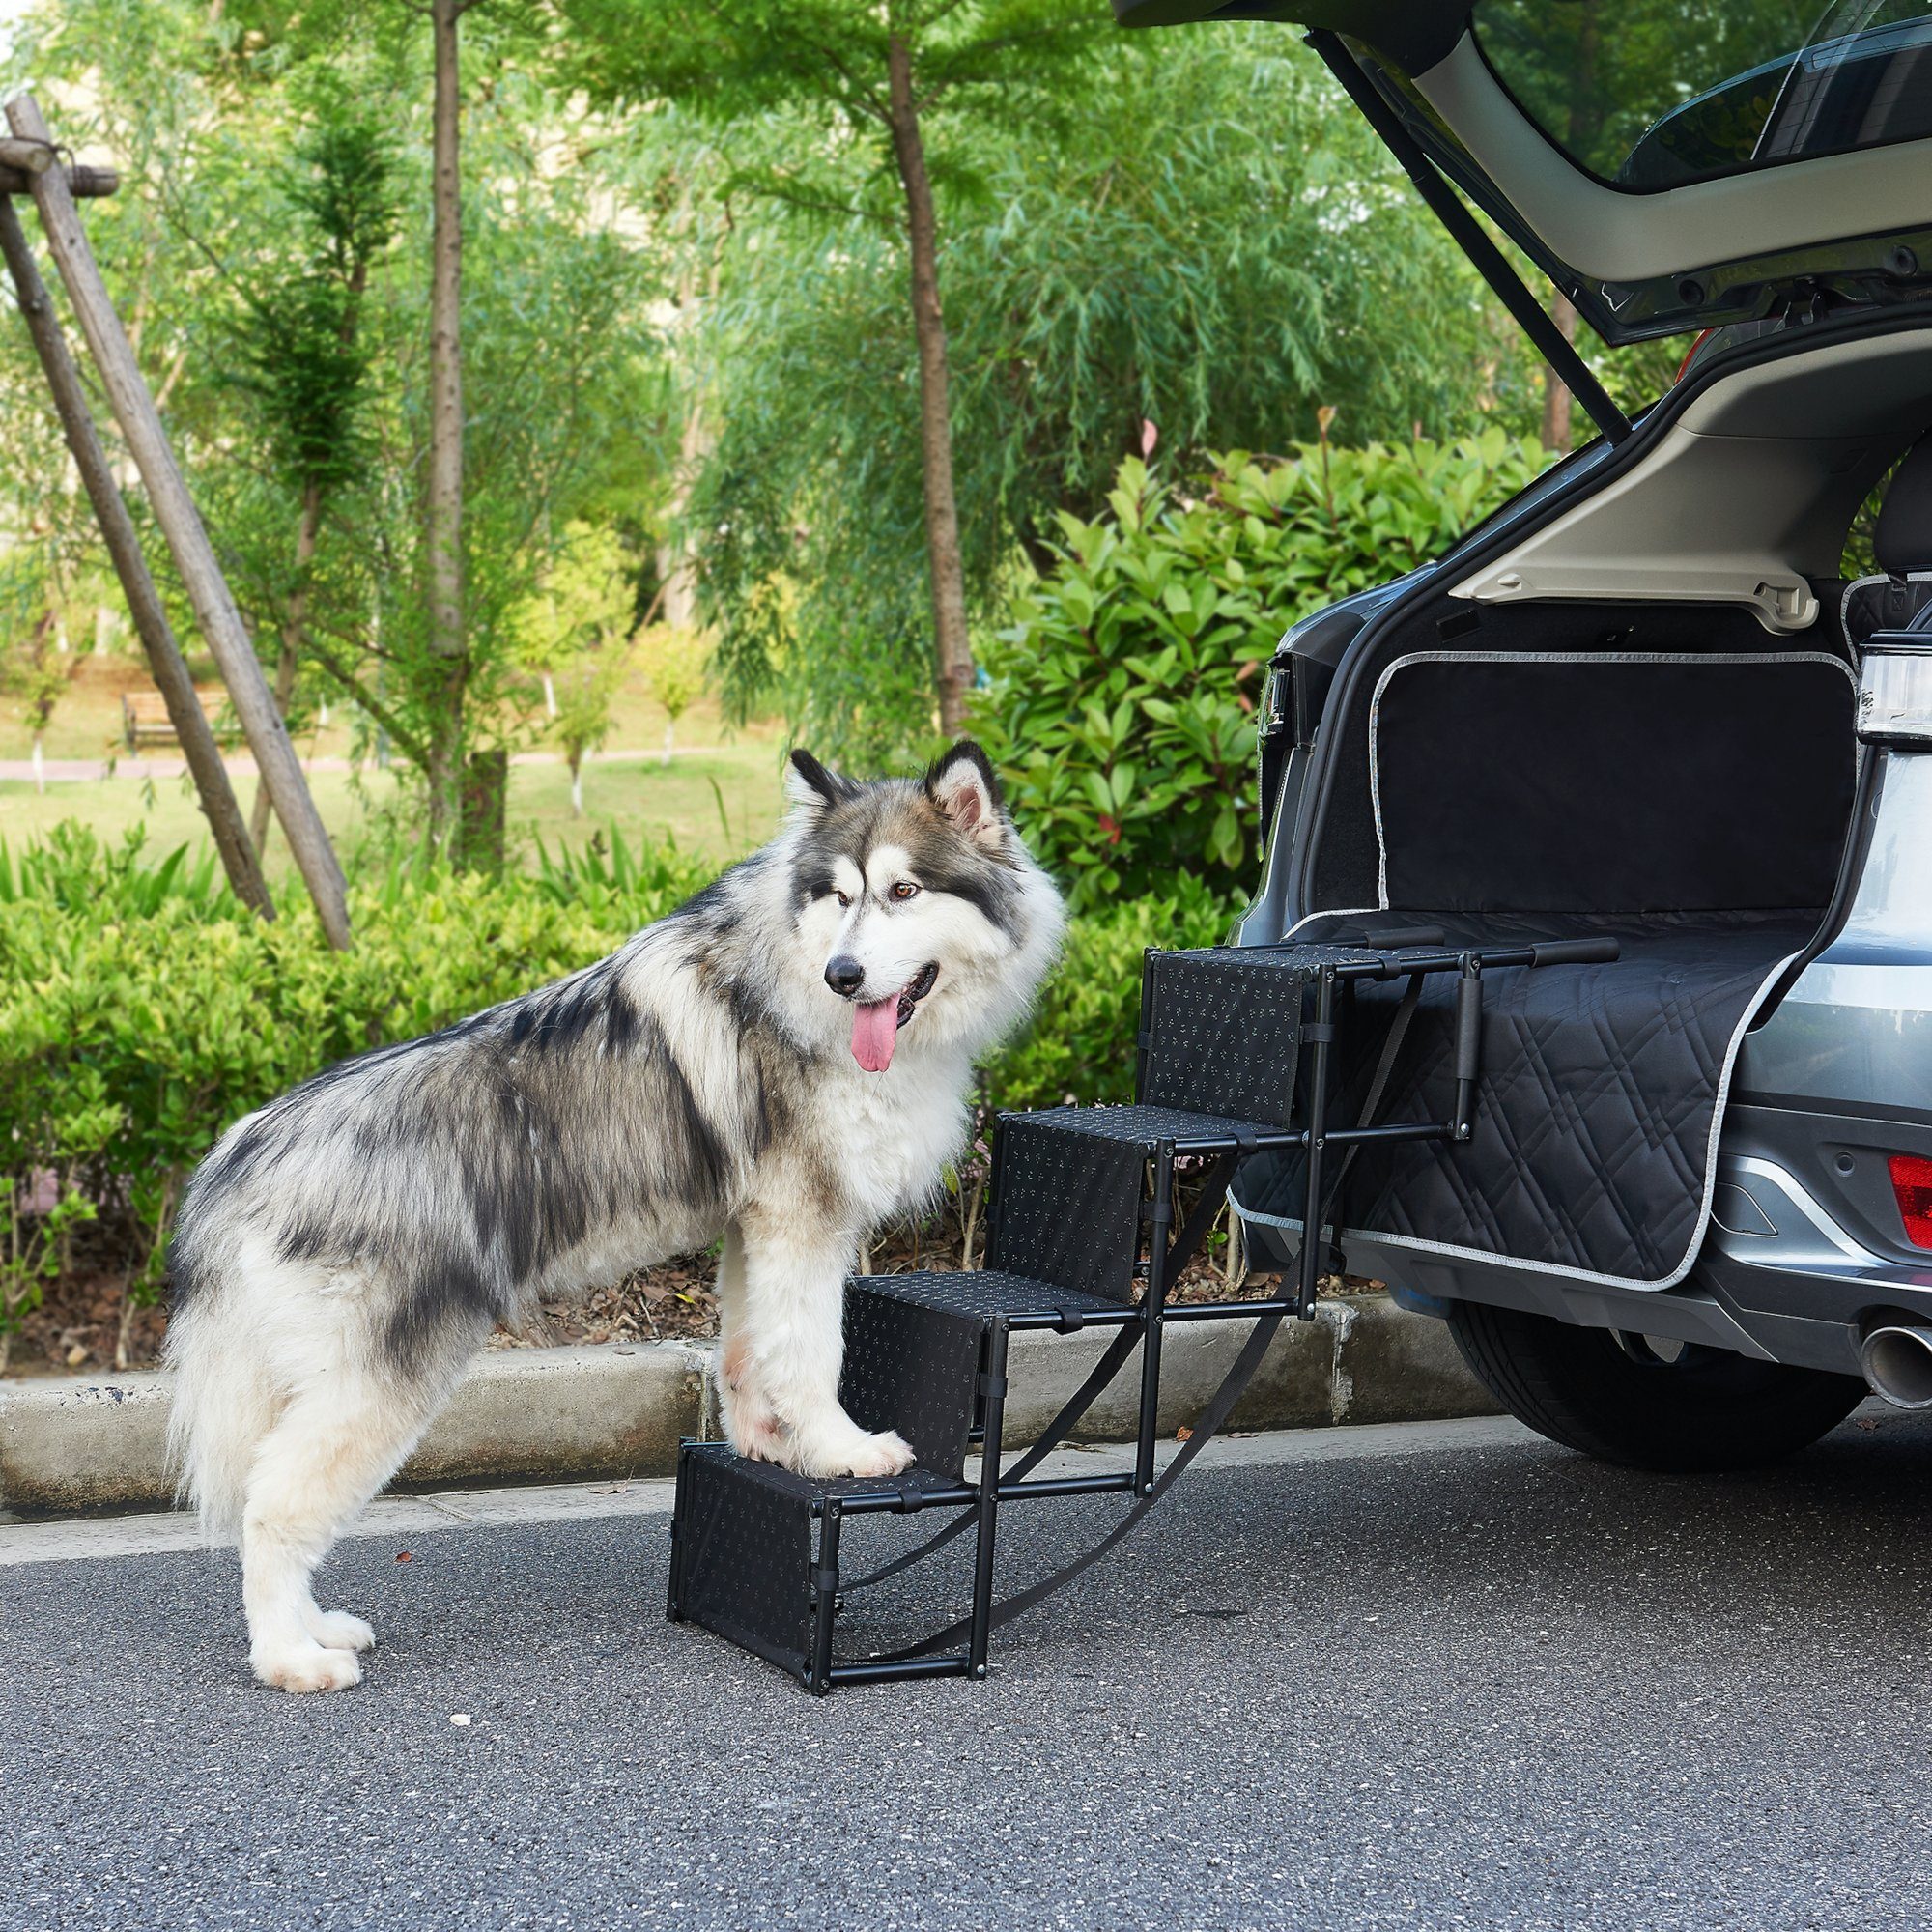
<box><xmin>825</xmin><ymin>955</ymin><xmax>866</xmax><ymax>997</ymax></box>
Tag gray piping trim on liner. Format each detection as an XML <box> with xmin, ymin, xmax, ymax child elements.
<box><xmin>1274</xmin><ymin>904</ymin><xmax>1382</xmax><ymax>942</ymax></box>
<box><xmin>1842</xmin><ymin>574</ymin><xmax>1885</xmax><ymax>666</ymax></box>
<box><xmin>1364</xmin><ymin>649</ymin><xmax>1857</xmax><ymax>912</ymax></box>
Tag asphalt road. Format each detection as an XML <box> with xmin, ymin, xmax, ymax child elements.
<box><xmin>8</xmin><ymin>1409</ymin><xmax>1932</xmax><ymax>1932</ymax></box>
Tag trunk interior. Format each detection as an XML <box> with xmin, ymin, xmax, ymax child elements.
<box><xmin>1297</xmin><ymin>593</ymin><xmax>1859</xmax><ymax>939</ymax></box>
<box><xmin>1244</xmin><ymin>575</ymin><xmax>1866</xmax><ymax>1287</ymax></box>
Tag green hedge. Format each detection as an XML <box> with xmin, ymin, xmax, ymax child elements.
<box><xmin>0</xmin><ymin>825</ymin><xmax>1231</xmax><ymax>1344</ymax></box>
<box><xmin>977</xmin><ymin>434</ymin><xmax>1549</xmax><ymax>911</ymax></box>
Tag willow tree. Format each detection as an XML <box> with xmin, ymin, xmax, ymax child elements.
<box><xmin>673</xmin><ymin>30</ymin><xmax>1533</xmax><ymax>763</ymax></box>
<box><xmin>230</xmin><ymin>117</ymin><xmax>398</xmax><ymax>855</ymax></box>
<box><xmin>558</xmin><ymin>0</ymin><xmax>1105</xmax><ymax>735</ymax></box>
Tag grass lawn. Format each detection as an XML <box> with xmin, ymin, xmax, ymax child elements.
<box><xmin>0</xmin><ymin>741</ymin><xmax>785</xmax><ymax>879</ymax></box>
<box><xmin>0</xmin><ymin>648</ymin><xmax>763</xmax><ymax>771</ymax></box>
<box><xmin>0</xmin><ymin>641</ymin><xmax>792</xmax><ymax>875</ymax></box>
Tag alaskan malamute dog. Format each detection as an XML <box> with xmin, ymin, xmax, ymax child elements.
<box><xmin>165</xmin><ymin>741</ymin><xmax>1063</xmax><ymax>1693</ymax></box>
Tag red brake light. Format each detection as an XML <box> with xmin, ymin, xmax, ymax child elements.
<box><xmin>1889</xmin><ymin>1154</ymin><xmax>1932</xmax><ymax>1248</ymax></box>
<box><xmin>1675</xmin><ymin>328</ymin><xmax>1715</xmax><ymax>384</ymax></box>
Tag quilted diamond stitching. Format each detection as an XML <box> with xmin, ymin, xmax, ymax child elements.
<box><xmin>1340</xmin><ymin>923</ymin><xmax>1805</xmax><ymax>1281</ymax></box>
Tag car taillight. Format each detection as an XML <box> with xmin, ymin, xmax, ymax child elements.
<box><xmin>1675</xmin><ymin>328</ymin><xmax>1714</xmax><ymax>383</ymax></box>
<box><xmin>1889</xmin><ymin>1154</ymin><xmax>1932</xmax><ymax>1248</ymax></box>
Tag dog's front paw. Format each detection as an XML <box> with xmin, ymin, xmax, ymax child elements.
<box><xmin>727</xmin><ymin>1409</ymin><xmax>788</xmax><ymax>1463</ymax></box>
<box><xmin>252</xmin><ymin>1641</ymin><xmax>363</xmax><ymax>1694</ymax></box>
<box><xmin>306</xmin><ymin>1610</ymin><xmax>376</xmax><ymax>1654</ymax></box>
<box><xmin>799</xmin><ymin>1428</ymin><xmax>916</xmax><ymax>1480</ymax></box>
<box><xmin>851</xmin><ymin>1429</ymin><xmax>918</xmax><ymax>1478</ymax></box>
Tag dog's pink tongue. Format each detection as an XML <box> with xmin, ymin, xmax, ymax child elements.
<box><xmin>851</xmin><ymin>996</ymin><xmax>899</xmax><ymax>1073</ymax></box>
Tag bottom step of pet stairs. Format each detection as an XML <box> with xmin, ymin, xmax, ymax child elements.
<box><xmin>668</xmin><ymin>1270</ymin><xmax>1061</xmax><ymax>1691</ymax></box>
<box><xmin>668</xmin><ymin>1444</ymin><xmax>987</xmax><ymax>1691</ymax></box>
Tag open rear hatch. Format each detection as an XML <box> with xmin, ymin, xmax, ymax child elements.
<box><xmin>1116</xmin><ymin>0</ymin><xmax>1932</xmax><ymax>351</ymax></box>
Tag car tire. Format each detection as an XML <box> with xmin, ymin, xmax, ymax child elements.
<box><xmin>1446</xmin><ymin>1298</ymin><xmax>1866</xmax><ymax>1472</ymax></box>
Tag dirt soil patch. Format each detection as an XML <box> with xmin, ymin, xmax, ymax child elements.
<box><xmin>11</xmin><ymin>1153</ymin><xmax>1378</xmax><ymax>1378</ymax></box>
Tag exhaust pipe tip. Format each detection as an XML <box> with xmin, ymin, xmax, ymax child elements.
<box><xmin>1861</xmin><ymin>1323</ymin><xmax>1932</xmax><ymax>1409</ymax></box>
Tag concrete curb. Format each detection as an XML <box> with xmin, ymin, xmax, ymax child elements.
<box><xmin>0</xmin><ymin>1293</ymin><xmax>1495</xmax><ymax>1515</ymax></box>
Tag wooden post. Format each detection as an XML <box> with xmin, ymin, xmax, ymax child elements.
<box><xmin>0</xmin><ymin>194</ymin><xmax>273</xmax><ymax>920</ymax></box>
<box><xmin>0</xmin><ymin>135</ymin><xmax>50</xmax><ymax>175</ymax></box>
<box><xmin>5</xmin><ymin>92</ymin><xmax>353</xmax><ymax>950</ymax></box>
<box><xmin>0</xmin><ymin>163</ymin><xmax>119</xmax><ymax>198</ymax></box>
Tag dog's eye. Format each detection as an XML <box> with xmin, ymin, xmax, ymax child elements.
<box><xmin>891</xmin><ymin>881</ymin><xmax>921</xmax><ymax>902</ymax></box>
<box><xmin>835</xmin><ymin>891</ymin><xmax>851</xmax><ymax>909</ymax></box>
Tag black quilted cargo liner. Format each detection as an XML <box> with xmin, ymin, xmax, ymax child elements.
<box><xmin>1234</xmin><ymin>914</ymin><xmax>1814</xmax><ymax>1287</ymax></box>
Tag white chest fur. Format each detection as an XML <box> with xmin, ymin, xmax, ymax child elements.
<box><xmin>794</xmin><ymin>1046</ymin><xmax>975</xmax><ymax>1233</ymax></box>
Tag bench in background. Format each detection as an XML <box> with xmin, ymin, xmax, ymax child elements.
<box><xmin>121</xmin><ymin>688</ymin><xmax>241</xmax><ymax>751</ymax></box>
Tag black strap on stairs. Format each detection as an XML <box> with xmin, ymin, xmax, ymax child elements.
<box><xmin>838</xmin><ymin>1324</ymin><xmax>1142</xmax><ymax>1594</ymax></box>
<box><xmin>840</xmin><ymin>1155</ymin><xmax>1239</xmax><ymax>1597</ymax></box>
<box><xmin>869</xmin><ymin>977</ymin><xmax>1427</xmax><ymax>1662</ymax></box>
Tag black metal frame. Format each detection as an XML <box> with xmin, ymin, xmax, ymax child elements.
<box><xmin>668</xmin><ymin>934</ymin><xmax>1617</xmax><ymax>1692</ymax></box>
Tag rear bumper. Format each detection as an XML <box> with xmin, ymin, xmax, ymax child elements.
<box><xmin>1690</xmin><ymin>1101</ymin><xmax>1932</xmax><ymax>1374</ymax></box>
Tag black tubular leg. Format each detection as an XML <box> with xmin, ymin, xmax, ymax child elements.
<box><xmin>1297</xmin><ymin>967</ymin><xmax>1337</xmax><ymax>1319</ymax></box>
<box><xmin>1452</xmin><ymin>956</ymin><xmax>1484</xmax><ymax>1142</ymax></box>
<box><xmin>665</xmin><ymin>1445</ymin><xmax>683</xmax><ymax>1621</ymax></box>
<box><xmin>1134</xmin><ymin>1140</ymin><xmax>1177</xmax><ymax>1496</ymax></box>
<box><xmin>828</xmin><ymin>1656</ymin><xmax>971</xmax><ymax>1688</ymax></box>
<box><xmin>1134</xmin><ymin>946</ymin><xmax>1156</xmax><ymax>1097</ymax></box>
<box><xmin>968</xmin><ymin>1320</ymin><xmax>1009</xmax><ymax>1680</ymax></box>
<box><xmin>809</xmin><ymin>1503</ymin><xmax>842</xmax><ymax>1696</ymax></box>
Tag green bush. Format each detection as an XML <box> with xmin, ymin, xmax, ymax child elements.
<box><xmin>981</xmin><ymin>873</ymin><xmax>1233</xmax><ymax>1112</ymax></box>
<box><xmin>0</xmin><ymin>825</ymin><xmax>716</xmax><ymax>1360</ymax></box>
<box><xmin>0</xmin><ymin>824</ymin><xmax>1234</xmax><ymax>1344</ymax></box>
<box><xmin>976</xmin><ymin>434</ymin><xmax>1549</xmax><ymax>912</ymax></box>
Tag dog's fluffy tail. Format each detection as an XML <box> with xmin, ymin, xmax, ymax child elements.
<box><xmin>163</xmin><ymin>1288</ymin><xmax>281</xmax><ymax>1539</ymax></box>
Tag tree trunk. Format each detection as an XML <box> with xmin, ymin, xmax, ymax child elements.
<box><xmin>0</xmin><ymin>190</ymin><xmax>271</xmax><ymax>920</ymax></box>
<box><xmin>251</xmin><ymin>476</ymin><xmax>323</xmax><ymax>860</ymax></box>
<box><xmin>31</xmin><ymin>731</ymin><xmax>43</xmax><ymax>794</ymax></box>
<box><xmin>663</xmin><ymin>718</ymin><xmax>673</xmax><ymax>768</ymax></box>
<box><xmin>426</xmin><ymin>0</ymin><xmax>469</xmax><ymax>849</ymax></box>
<box><xmin>884</xmin><ymin>34</ymin><xmax>973</xmax><ymax>736</ymax></box>
<box><xmin>656</xmin><ymin>217</ymin><xmax>722</xmax><ymax>635</ymax></box>
<box><xmin>115</xmin><ymin>1286</ymin><xmax>138</xmax><ymax>1372</ymax></box>
<box><xmin>570</xmin><ymin>751</ymin><xmax>583</xmax><ymax>816</ymax></box>
<box><xmin>658</xmin><ymin>378</ymin><xmax>711</xmax><ymax>633</ymax></box>
<box><xmin>542</xmin><ymin>669</ymin><xmax>556</xmax><ymax>718</ymax></box>
<box><xmin>1540</xmin><ymin>293</ymin><xmax>1578</xmax><ymax>452</ymax></box>
<box><xmin>457</xmin><ymin>748</ymin><xmax>507</xmax><ymax>870</ymax></box>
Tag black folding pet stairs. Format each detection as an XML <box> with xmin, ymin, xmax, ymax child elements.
<box><xmin>668</xmin><ymin>931</ymin><xmax>1613</xmax><ymax>1691</ymax></box>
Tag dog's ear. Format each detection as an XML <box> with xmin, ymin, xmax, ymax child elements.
<box><xmin>785</xmin><ymin>749</ymin><xmax>854</xmax><ymax>811</ymax></box>
<box><xmin>923</xmin><ymin>740</ymin><xmax>1006</xmax><ymax>849</ymax></box>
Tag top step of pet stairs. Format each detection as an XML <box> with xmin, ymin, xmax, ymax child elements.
<box><xmin>668</xmin><ymin>933</ymin><xmax>1618</xmax><ymax>1691</ymax></box>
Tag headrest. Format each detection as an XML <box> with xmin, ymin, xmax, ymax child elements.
<box><xmin>1875</xmin><ymin>437</ymin><xmax>1932</xmax><ymax>575</ymax></box>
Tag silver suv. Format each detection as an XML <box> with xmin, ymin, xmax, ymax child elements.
<box><xmin>1122</xmin><ymin>0</ymin><xmax>1932</xmax><ymax>1468</ymax></box>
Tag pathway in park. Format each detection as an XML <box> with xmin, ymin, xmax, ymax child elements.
<box><xmin>0</xmin><ymin>744</ymin><xmax>723</xmax><ymax>784</ymax></box>
<box><xmin>5</xmin><ymin>1408</ymin><xmax>1928</xmax><ymax>1930</ymax></box>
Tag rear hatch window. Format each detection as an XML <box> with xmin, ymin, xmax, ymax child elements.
<box><xmin>1476</xmin><ymin>0</ymin><xmax>1932</xmax><ymax>192</ymax></box>
<box><xmin>1115</xmin><ymin>0</ymin><xmax>1932</xmax><ymax>348</ymax></box>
